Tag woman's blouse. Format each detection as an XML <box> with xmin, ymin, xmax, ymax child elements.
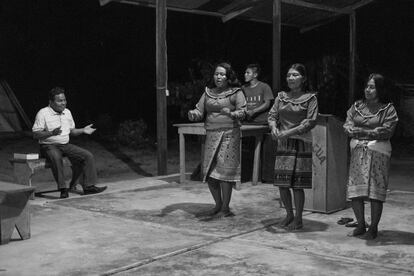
<box><xmin>268</xmin><ymin>91</ymin><xmax>318</xmax><ymax>134</ymax></box>
<box><xmin>191</xmin><ymin>87</ymin><xmax>246</xmax><ymax>130</ymax></box>
<box><xmin>343</xmin><ymin>100</ymin><xmax>398</xmax><ymax>140</ymax></box>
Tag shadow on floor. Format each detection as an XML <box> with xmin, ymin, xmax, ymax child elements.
<box><xmin>261</xmin><ymin>218</ymin><xmax>329</xmax><ymax>233</ymax></box>
<box><xmin>365</xmin><ymin>230</ymin><xmax>414</xmax><ymax>246</ymax></box>
<box><xmin>156</xmin><ymin>202</ymin><xmax>214</xmax><ymax>217</ymax></box>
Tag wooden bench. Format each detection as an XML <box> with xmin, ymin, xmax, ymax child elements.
<box><xmin>0</xmin><ymin>183</ymin><xmax>35</xmax><ymax>244</ymax></box>
<box><xmin>9</xmin><ymin>157</ymin><xmax>71</xmax><ymax>199</ymax></box>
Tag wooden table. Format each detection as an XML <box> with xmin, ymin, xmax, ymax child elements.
<box><xmin>0</xmin><ymin>183</ymin><xmax>35</xmax><ymax>244</ymax></box>
<box><xmin>174</xmin><ymin>123</ymin><xmax>269</xmax><ymax>185</ymax></box>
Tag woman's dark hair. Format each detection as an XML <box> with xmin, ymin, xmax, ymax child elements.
<box><xmin>366</xmin><ymin>73</ymin><xmax>391</xmax><ymax>104</ymax></box>
<box><xmin>48</xmin><ymin>87</ymin><xmax>65</xmax><ymax>101</ymax></box>
<box><xmin>288</xmin><ymin>63</ymin><xmax>308</xmax><ymax>90</ymax></box>
<box><xmin>208</xmin><ymin>62</ymin><xmax>241</xmax><ymax>88</ymax></box>
<box><xmin>246</xmin><ymin>63</ymin><xmax>261</xmax><ymax>77</ymax></box>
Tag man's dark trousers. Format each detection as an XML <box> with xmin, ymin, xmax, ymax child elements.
<box><xmin>40</xmin><ymin>143</ymin><xmax>97</xmax><ymax>189</ymax></box>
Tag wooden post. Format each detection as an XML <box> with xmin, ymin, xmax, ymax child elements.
<box><xmin>272</xmin><ymin>0</ymin><xmax>282</xmax><ymax>94</ymax></box>
<box><xmin>349</xmin><ymin>11</ymin><xmax>356</xmax><ymax>106</ymax></box>
<box><xmin>179</xmin><ymin>132</ymin><xmax>185</xmax><ymax>183</ymax></box>
<box><xmin>156</xmin><ymin>0</ymin><xmax>168</xmax><ymax>175</ymax></box>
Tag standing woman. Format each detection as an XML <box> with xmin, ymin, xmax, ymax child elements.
<box><xmin>188</xmin><ymin>62</ymin><xmax>246</xmax><ymax>218</ymax></box>
<box><xmin>344</xmin><ymin>73</ymin><xmax>398</xmax><ymax>239</ymax></box>
<box><xmin>268</xmin><ymin>63</ymin><xmax>318</xmax><ymax>230</ymax></box>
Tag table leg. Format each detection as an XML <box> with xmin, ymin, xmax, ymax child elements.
<box><xmin>179</xmin><ymin>133</ymin><xmax>186</xmax><ymax>183</ymax></box>
<box><xmin>252</xmin><ymin>134</ymin><xmax>263</xmax><ymax>185</ymax></box>
<box><xmin>200</xmin><ymin>136</ymin><xmax>205</xmax><ymax>180</ymax></box>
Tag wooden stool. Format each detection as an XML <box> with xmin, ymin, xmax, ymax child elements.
<box><xmin>0</xmin><ymin>183</ymin><xmax>35</xmax><ymax>244</ymax></box>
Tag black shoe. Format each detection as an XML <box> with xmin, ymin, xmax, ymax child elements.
<box><xmin>83</xmin><ymin>185</ymin><xmax>107</xmax><ymax>195</ymax></box>
<box><xmin>60</xmin><ymin>188</ymin><xmax>69</xmax><ymax>199</ymax></box>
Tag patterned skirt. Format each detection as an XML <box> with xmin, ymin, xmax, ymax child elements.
<box><xmin>274</xmin><ymin>138</ymin><xmax>312</xmax><ymax>189</ymax></box>
<box><xmin>347</xmin><ymin>140</ymin><xmax>391</xmax><ymax>202</ymax></box>
<box><xmin>202</xmin><ymin>128</ymin><xmax>241</xmax><ymax>185</ymax></box>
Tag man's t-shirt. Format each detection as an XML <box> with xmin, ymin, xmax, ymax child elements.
<box><xmin>242</xmin><ymin>81</ymin><xmax>274</xmax><ymax>124</ymax></box>
<box><xmin>32</xmin><ymin>106</ymin><xmax>75</xmax><ymax>144</ymax></box>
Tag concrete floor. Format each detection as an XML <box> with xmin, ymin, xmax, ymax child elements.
<box><xmin>1</xmin><ymin>160</ymin><xmax>414</xmax><ymax>276</ymax></box>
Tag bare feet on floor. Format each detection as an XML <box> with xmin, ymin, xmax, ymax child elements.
<box><xmin>196</xmin><ymin>207</ymin><xmax>221</xmax><ymax>218</ymax></box>
<box><xmin>347</xmin><ymin>227</ymin><xmax>366</xmax><ymax>237</ymax></box>
<box><xmin>287</xmin><ymin>218</ymin><xmax>303</xmax><ymax>231</ymax></box>
<box><xmin>359</xmin><ymin>227</ymin><xmax>378</xmax><ymax>240</ymax></box>
<box><xmin>199</xmin><ymin>209</ymin><xmax>235</xmax><ymax>221</ymax></box>
<box><xmin>212</xmin><ymin>210</ymin><xmax>235</xmax><ymax>219</ymax></box>
<box><xmin>279</xmin><ymin>215</ymin><xmax>294</xmax><ymax>228</ymax></box>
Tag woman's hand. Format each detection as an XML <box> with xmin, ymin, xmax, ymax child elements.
<box><xmin>220</xmin><ymin>107</ymin><xmax>231</xmax><ymax>116</ymax></box>
<box><xmin>276</xmin><ymin>130</ymin><xmax>288</xmax><ymax>139</ymax></box>
<box><xmin>270</xmin><ymin>126</ymin><xmax>279</xmax><ymax>140</ymax></box>
<box><xmin>349</xmin><ymin>127</ymin><xmax>367</xmax><ymax>138</ymax></box>
<box><xmin>271</xmin><ymin>127</ymin><xmax>288</xmax><ymax>140</ymax></box>
<box><xmin>188</xmin><ymin>110</ymin><xmax>197</xmax><ymax>121</ymax></box>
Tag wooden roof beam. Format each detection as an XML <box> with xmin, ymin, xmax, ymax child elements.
<box><xmin>281</xmin><ymin>0</ymin><xmax>348</xmax><ymax>14</ymax></box>
<box><xmin>222</xmin><ymin>6</ymin><xmax>253</xmax><ymax>22</ymax></box>
<box><xmin>115</xmin><ymin>0</ymin><xmax>224</xmax><ymax>17</ymax></box>
<box><xmin>220</xmin><ymin>0</ymin><xmax>267</xmax><ymax>23</ymax></box>
<box><xmin>342</xmin><ymin>0</ymin><xmax>375</xmax><ymax>12</ymax></box>
<box><xmin>116</xmin><ymin>0</ymin><xmax>282</xmax><ymax>25</ymax></box>
<box><xmin>218</xmin><ymin>0</ymin><xmax>252</xmax><ymax>14</ymax></box>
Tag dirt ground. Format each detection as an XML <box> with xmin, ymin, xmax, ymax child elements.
<box><xmin>0</xmin><ymin>133</ymin><xmax>202</xmax><ymax>186</ymax></box>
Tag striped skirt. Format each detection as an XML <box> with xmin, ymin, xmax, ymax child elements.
<box><xmin>202</xmin><ymin>128</ymin><xmax>241</xmax><ymax>186</ymax></box>
<box><xmin>274</xmin><ymin>138</ymin><xmax>312</xmax><ymax>189</ymax></box>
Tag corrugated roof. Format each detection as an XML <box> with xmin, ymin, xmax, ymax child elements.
<box><xmin>100</xmin><ymin>0</ymin><xmax>374</xmax><ymax>31</ymax></box>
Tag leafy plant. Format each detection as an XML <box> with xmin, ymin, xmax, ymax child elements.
<box><xmin>117</xmin><ymin>119</ymin><xmax>148</xmax><ymax>148</ymax></box>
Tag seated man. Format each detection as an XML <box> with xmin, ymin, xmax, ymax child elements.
<box><xmin>32</xmin><ymin>87</ymin><xmax>107</xmax><ymax>198</ymax></box>
<box><xmin>242</xmin><ymin>64</ymin><xmax>274</xmax><ymax>124</ymax></box>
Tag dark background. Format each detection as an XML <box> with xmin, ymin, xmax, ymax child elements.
<box><xmin>0</xmin><ymin>0</ymin><xmax>413</xmax><ymax>136</ymax></box>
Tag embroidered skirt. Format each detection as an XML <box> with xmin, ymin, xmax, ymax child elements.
<box><xmin>202</xmin><ymin>128</ymin><xmax>241</xmax><ymax>185</ymax></box>
<box><xmin>347</xmin><ymin>140</ymin><xmax>391</xmax><ymax>202</ymax></box>
<box><xmin>274</xmin><ymin>138</ymin><xmax>312</xmax><ymax>189</ymax></box>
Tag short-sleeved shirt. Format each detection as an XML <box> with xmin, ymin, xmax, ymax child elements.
<box><xmin>242</xmin><ymin>81</ymin><xmax>274</xmax><ymax>124</ymax></box>
<box><xmin>32</xmin><ymin>106</ymin><xmax>75</xmax><ymax>144</ymax></box>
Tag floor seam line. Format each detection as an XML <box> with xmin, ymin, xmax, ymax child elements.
<box><xmin>232</xmin><ymin>237</ymin><xmax>414</xmax><ymax>274</ymax></box>
<box><xmin>100</xmin><ymin>222</ymin><xmax>278</xmax><ymax>275</ymax></box>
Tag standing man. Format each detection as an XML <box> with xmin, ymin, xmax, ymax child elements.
<box><xmin>32</xmin><ymin>87</ymin><xmax>107</xmax><ymax>198</ymax></box>
<box><xmin>242</xmin><ymin>64</ymin><xmax>274</xmax><ymax>125</ymax></box>
<box><xmin>242</xmin><ymin>64</ymin><xmax>274</xmax><ymax>124</ymax></box>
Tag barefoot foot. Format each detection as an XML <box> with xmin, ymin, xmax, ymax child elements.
<box><xmin>360</xmin><ymin>227</ymin><xmax>378</xmax><ymax>240</ymax></box>
<box><xmin>279</xmin><ymin>215</ymin><xmax>294</xmax><ymax>228</ymax></box>
<box><xmin>204</xmin><ymin>210</ymin><xmax>235</xmax><ymax>221</ymax></box>
<box><xmin>287</xmin><ymin>219</ymin><xmax>303</xmax><ymax>231</ymax></box>
<box><xmin>347</xmin><ymin>227</ymin><xmax>366</xmax><ymax>237</ymax></box>
<box><xmin>196</xmin><ymin>207</ymin><xmax>221</xmax><ymax>218</ymax></box>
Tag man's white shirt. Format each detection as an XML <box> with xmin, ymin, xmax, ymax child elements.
<box><xmin>32</xmin><ymin>106</ymin><xmax>75</xmax><ymax>144</ymax></box>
